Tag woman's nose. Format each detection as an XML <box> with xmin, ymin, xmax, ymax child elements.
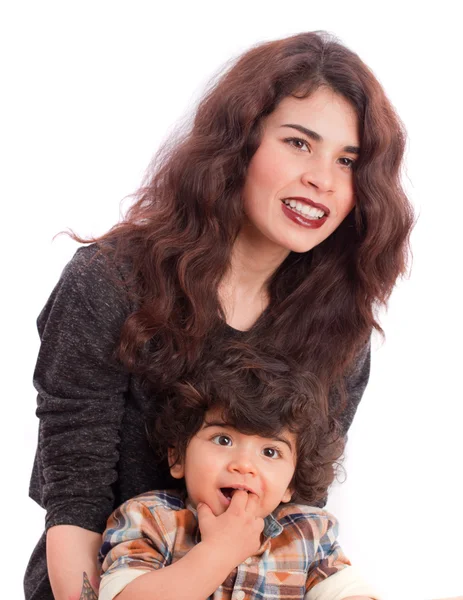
<box><xmin>301</xmin><ymin>158</ymin><xmax>334</xmax><ymax>193</ymax></box>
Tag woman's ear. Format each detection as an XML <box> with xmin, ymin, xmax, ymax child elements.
<box><xmin>168</xmin><ymin>447</ymin><xmax>185</xmax><ymax>479</ymax></box>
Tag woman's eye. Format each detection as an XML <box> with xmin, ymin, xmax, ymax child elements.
<box><xmin>262</xmin><ymin>447</ymin><xmax>281</xmax><ymax>459</ymax></box>
<box><xmin>284</xmin><ymin>137</ymin><xmax>310</xmax><ymax>152</ymax></box>
<box><xmin>212</xmin><ymin>435</ymin><xmax>232</xmax><ymax>446</ymax></box>
<box><xmin>338</xmin><ymin>157</ymin><xmax>355</xmax><ymax>169</ymax></box>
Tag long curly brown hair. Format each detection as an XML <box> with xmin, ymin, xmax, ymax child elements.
<box><xmin>77</xmin><ymin>31</ymin><xmax>414</xmax><ymax>402</ymax></box>
<box><xmin>149</xmin><ymin>342</ymin><xmax>344</xmax><ymax>505</ymax></box>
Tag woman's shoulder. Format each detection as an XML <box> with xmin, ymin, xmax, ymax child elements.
<box><xmin>37</xmin><ymin>242</ymin><xmax>134</xmax><ymax>337</ymax></box>
<box><xmin>63</xmin><ymin>242</ymin><xmax>128</xmax><ymax>287</ymax></box>
<box><xmin>57</xmin><ymin>243</ymin><xmax>133</xmax><ymax>308</ymax></box>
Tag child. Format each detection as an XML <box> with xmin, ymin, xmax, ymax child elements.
<box><xmin>99</xmin><ymin>345</ymin><xmax>378</xmax><ymax>600</ymax></box>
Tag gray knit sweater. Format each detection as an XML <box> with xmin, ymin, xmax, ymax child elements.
<box><xmin>25</xmin><ymin>244</ymin><xmax>371</xmax><ymax>600</ymax></box>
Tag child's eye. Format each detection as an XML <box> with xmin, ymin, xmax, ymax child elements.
<box><xmin>262</xmin><ymin>446</ymin><xmax>282</xmax><ymax>459</ymax></box>
<box><xmin>338</xmin><ymin>157</ymin><xmax>355</xmax><ymax>169</ymax></box>
<box><xmin>212</xmin><ymin>434</ymin><xmax>232</xmax><ymax>446</ymax></box>
<box><xmin>284</xmin><ymin>137</ymin><xmax>310</xmax><ymax>152</ymax></box>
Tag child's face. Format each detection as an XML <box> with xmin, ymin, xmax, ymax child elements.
<box><xmin>170</xmin><ymin>409</ymin><xmax>297</xmax><ymax>518</ymax></box>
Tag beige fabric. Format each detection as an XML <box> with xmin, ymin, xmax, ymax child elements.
<box><xmin>98</xmin><ymin>568</ymin><xmax>151</xmax><ymax>600</ymax></box>
<box><xmin>305</xmin><ymin>566</ymin><xmax>380</xmax><ymax>600</ymax></box>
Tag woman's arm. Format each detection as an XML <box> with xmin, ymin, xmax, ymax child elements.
<box><xmin>47</xmin><ymin>526</ymin><xmax>101</xmax><ymax>600</ymax></box>
<box><xmin>29</xmin><ymin>245</ymin><xmax>132</xmax><ymax>597</ymax></box>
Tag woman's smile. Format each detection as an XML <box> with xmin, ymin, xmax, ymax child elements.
<box><xmin>281</xmin><ymin>197</ymin><xmax>329</xmax><ymax>229</ymax></box>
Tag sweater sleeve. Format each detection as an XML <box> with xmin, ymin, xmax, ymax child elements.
<box><xmin>30</xmin><ymin>244</ymin><xmax>132</xmax><ymax>533</ymax></box>
<box><xmin>337</xmin><ymin>338</ymin><xmax>371</xmax><ymax>436</ymax></box>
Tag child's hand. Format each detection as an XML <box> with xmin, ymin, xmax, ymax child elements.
<box><xmin>197</xmin><ymin>490</ymin><xmax>265</xmax><ymax>567</ymax></box>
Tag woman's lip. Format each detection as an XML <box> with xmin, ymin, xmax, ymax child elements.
<box><xmin>281</xmin><ymin>202</ymin><xmax>328</xmax><ymax>229</ymax></box>
<box><xmin>283</xmin><ymin>196</ymin><xmax>330</xmax><ymax>216</ymax></box>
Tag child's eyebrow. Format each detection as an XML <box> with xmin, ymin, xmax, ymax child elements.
<box><xmin>201</xmin><ymin>420</ymin><xmax>228</xmax><ymax>429</ymax></box>
<box><xmin>202</xmin><ymin>421</ymin><xmax>293</xmax><ymax>452</ymax></box>
<box><xmin>271</xmin><ymin>434</ymin><xmax>293</xmax><ymax>452</ymax></box>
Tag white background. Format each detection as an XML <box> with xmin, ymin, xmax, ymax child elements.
<box><xmin>1</xmin><ymin>2</ymin><xmax>462</xmax><ymax>599</ymax></box>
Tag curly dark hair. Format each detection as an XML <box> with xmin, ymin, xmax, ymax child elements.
<box><xmin>74</xmin><ymin>31</ymin><xmax>414</xmax><ymax>407</ymax></box>
<box><xmin>148</xmin><ymin>342</ymin><xmax>344</xmax><ymax>505</ymax></box>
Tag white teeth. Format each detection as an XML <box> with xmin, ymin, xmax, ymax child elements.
<box><xmin>283</xmin><ymin>199</ymin><xmax>325</xmax><ymax>219</ymax></box>
<box><xmin>301</xmin><ymin>204</ymin><xmax>311</xmax><ymax>216</ymax></box>
<box><xmin>308</xmin><ymin>206</ymin><xmax>320</xmax><ymax>217</ymax></box>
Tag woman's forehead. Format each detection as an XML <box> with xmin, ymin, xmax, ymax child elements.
<box><xmin>265</xmin><ymin>88</ymin><xmax>360</xmax><ymax>149</ymax></box>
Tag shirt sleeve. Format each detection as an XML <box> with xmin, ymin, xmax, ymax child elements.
<box><xmin>31</xmin><ymin>244</ymin><xmax>132</xmax><ymax>533</ymax></box>
<box><xmin>304</xmin><ymin>510</ymin><xmax>381</xmax><ymax>599</ymax></box>
<box><xmin>305</xmin><ymin>566</ymin><xmax>381</xmax><ymax>600</ymax></box>
<box><xmin>305</xmin><ymin>511</ymin><xmax>351</xmax><ymax>592</ymax></box>
<box><xmin>99</xmin><ymin>569</ymin><xmax>150</xmax><ymax>600</ymax></box>
<box><xmin>99</xmin><ymin>498</ymin><xmax>173</xmax><ymax>600</ymax></box>
<box><xmin>304</xmin><ymin>511</ymin><xmax>380</xmax><ymax>600</ymax></box>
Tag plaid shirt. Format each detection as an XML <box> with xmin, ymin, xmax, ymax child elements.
<box><xmin>99</xmin><ymin>490</ymin><xmax>377</xmax><ymax>600</ymax></box>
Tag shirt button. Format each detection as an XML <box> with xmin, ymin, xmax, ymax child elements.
<box><xmin>244</xmin><ymin>557</ymin><xmax>252</xmax><ymax>565</ymax></box>
<box><xmin>235</xmin><ymin>592</ymin><xmax>245</xmax><ymax>600</ymax></box>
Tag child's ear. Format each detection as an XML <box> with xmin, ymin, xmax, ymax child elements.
<box><xmin>281</xmin><ymin>487</ymin><xmax>293</xmax><ymax>504</ymax></box>
<box><xmin>168</xmin><ymin>447</ymin><xmax>185</xmax><ymax>480</ymax></box>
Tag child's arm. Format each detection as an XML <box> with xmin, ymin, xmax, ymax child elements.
<box><xmin>100</xmin><ymin>490</ymin><xmax>264</xmax><ymax>600</ymax></box>
<box><xmin>304</xmin><ymin>510</ymin><xmax>379</xmax><ymax>600</ymax></box>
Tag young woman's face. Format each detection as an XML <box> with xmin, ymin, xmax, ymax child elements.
<box><xmin>242</xmin><ymin>86</ymin><xmax>360</xmax><ymax>254</ymax></box>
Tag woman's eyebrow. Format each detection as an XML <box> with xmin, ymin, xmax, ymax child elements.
<box><xmin>280</xmin><ymin>123</ymin><xmax>360</xmax><ymax>155</ymax></box>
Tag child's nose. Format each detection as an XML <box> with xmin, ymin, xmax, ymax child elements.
<box><xmin>227</xmin><ymin>453</ymin><xmax>257</xmax><ymax>476</ymax></box>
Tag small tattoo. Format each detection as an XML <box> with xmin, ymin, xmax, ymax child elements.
<box><xmin>78</xmin><ymin>572</ymin><xmax>98</xmax><ymax>600</ymax></box>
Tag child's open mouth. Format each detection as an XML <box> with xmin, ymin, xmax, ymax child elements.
<box><xmin>221</xmin><ymin>487</ymin><xmax>239</xmax><ymax>501</ymax></box>
<box><xmin>219</xmin><ymin>487</ymin><xmax>255</xmax><ymax>502</ymax></box>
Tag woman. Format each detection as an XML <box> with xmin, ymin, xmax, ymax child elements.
<box><xmin>25</xmin><ymin>31</ymin><xmax>413</xmax><ymax>599</ymax></box>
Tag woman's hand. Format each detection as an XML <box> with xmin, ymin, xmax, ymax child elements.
<box><xmin>197</xmin><ymin>490</ymin><xmax>264</xmax><ymax>567</ymax></box>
